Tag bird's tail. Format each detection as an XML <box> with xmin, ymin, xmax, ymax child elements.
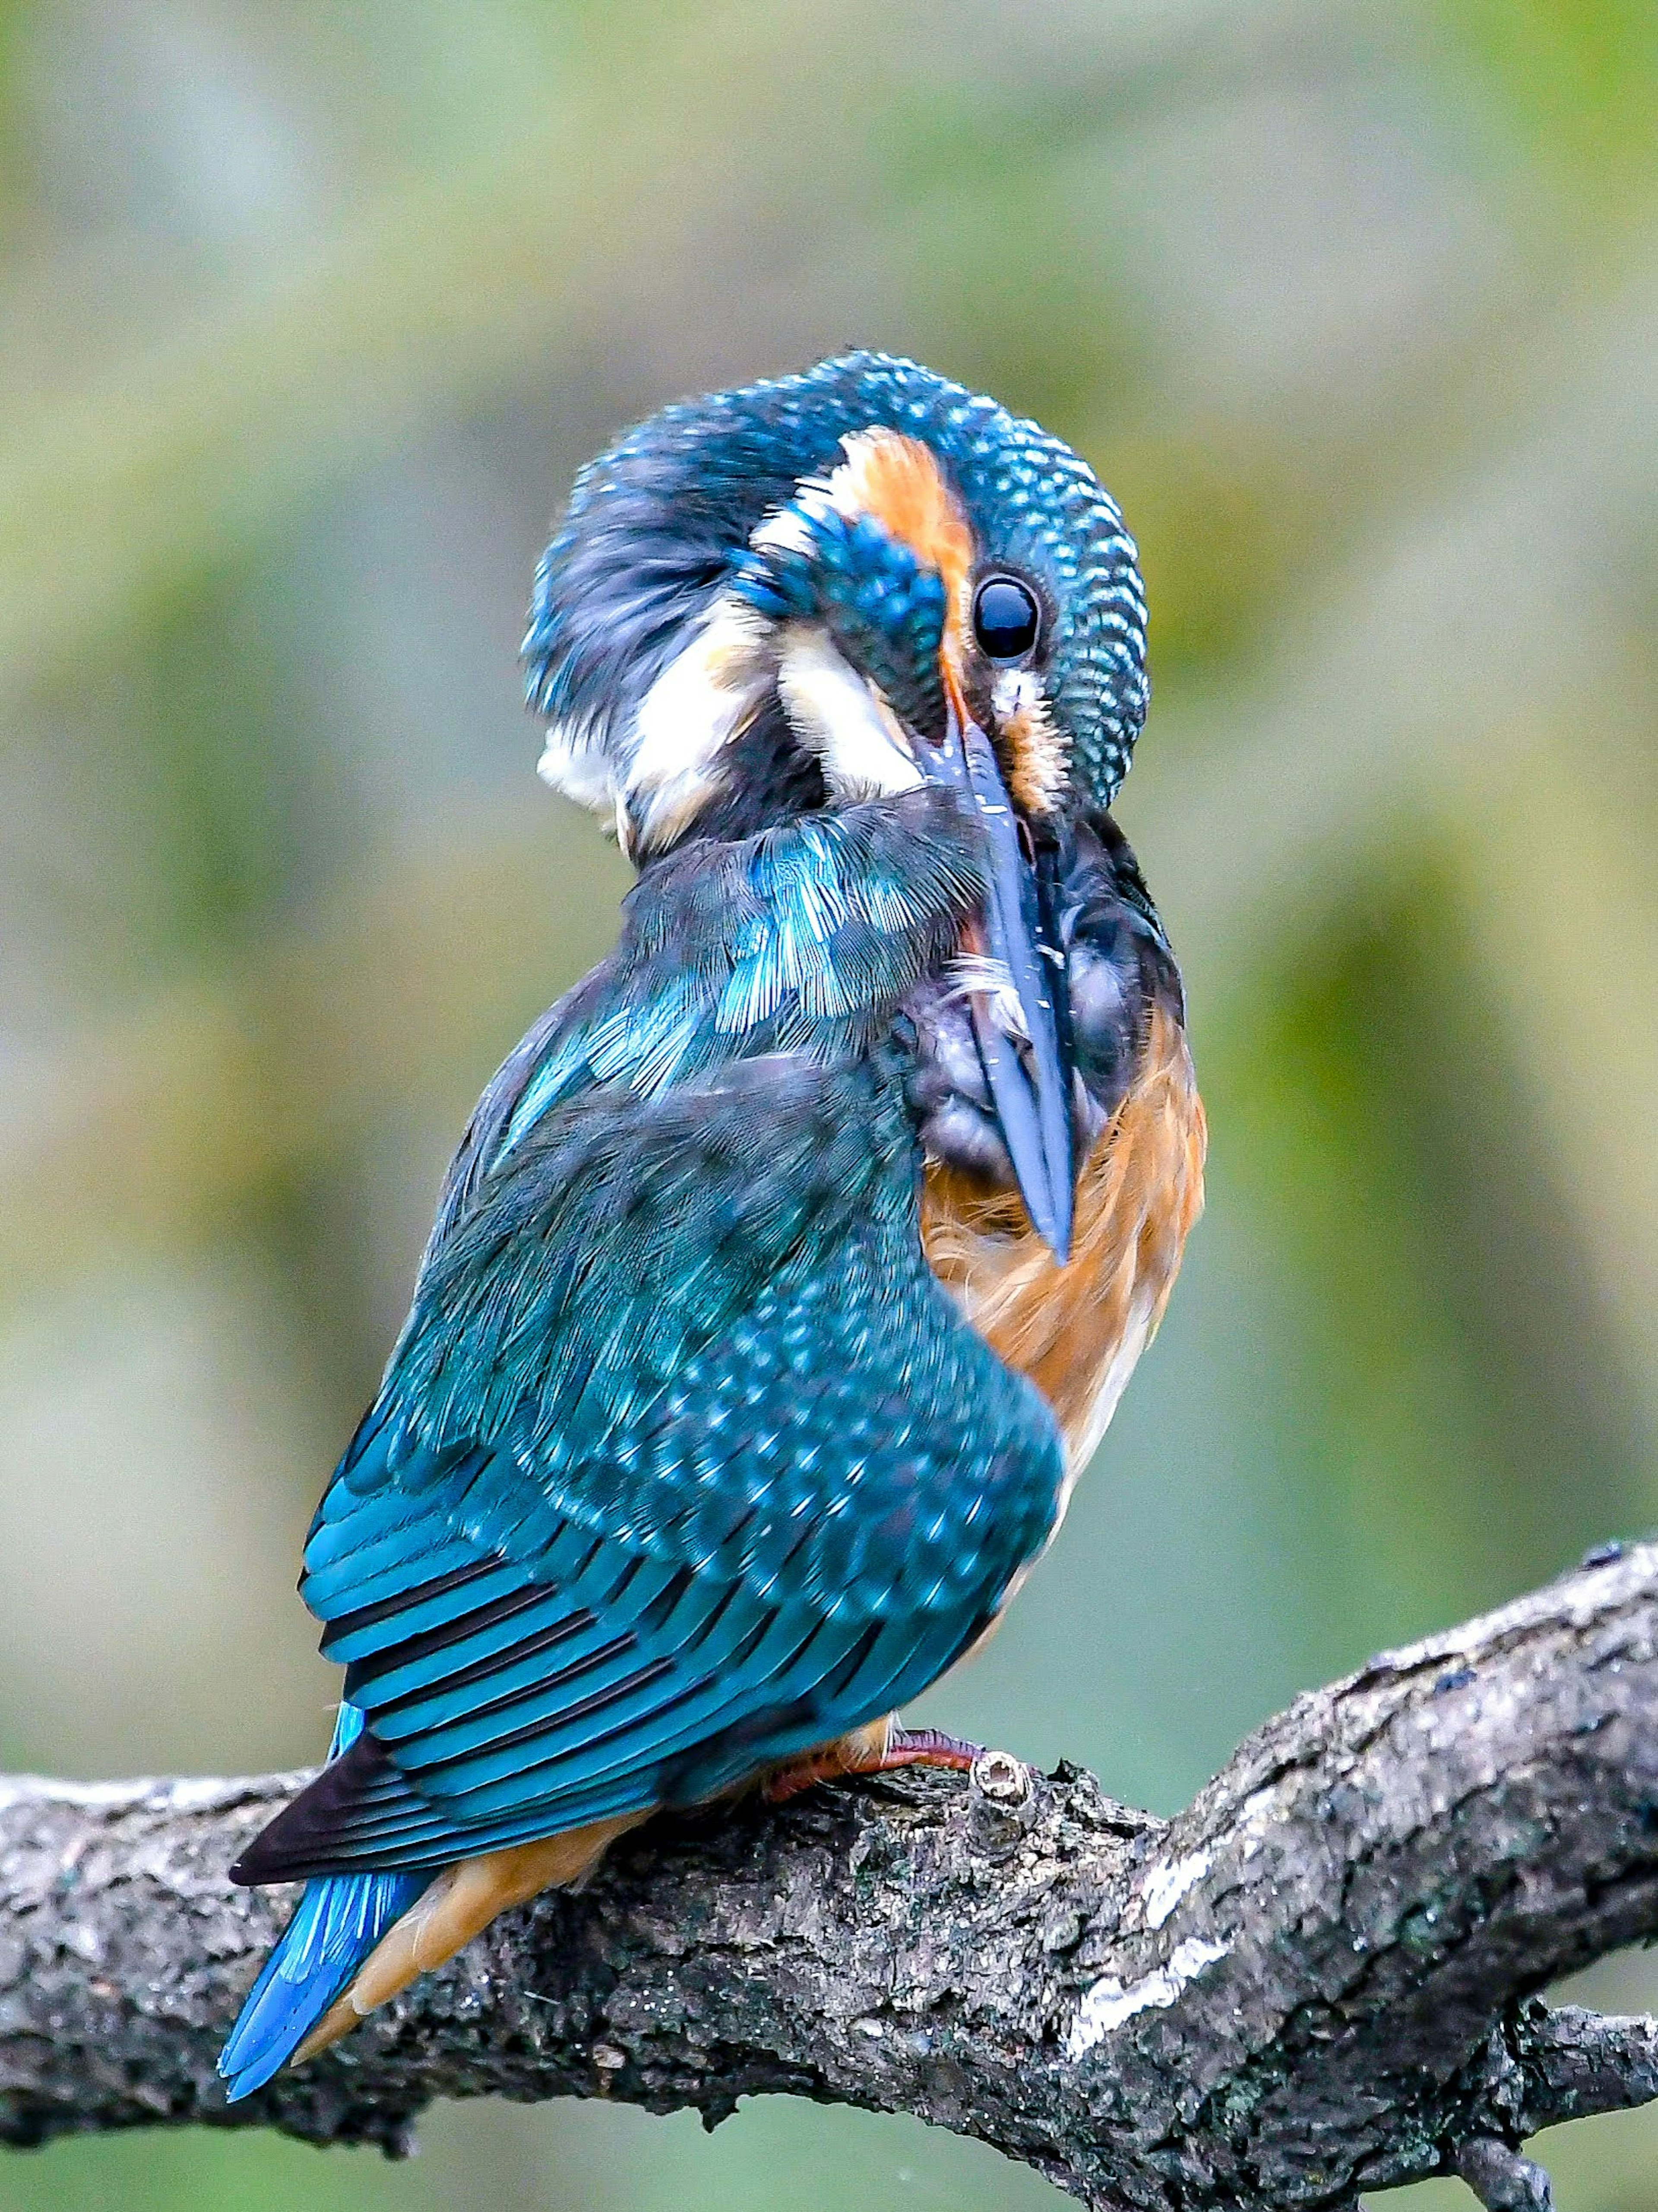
<box><xmin>218</xmin><ymin>1704</ymin><xmax>428</xmax><ymax>2102</ymax></box>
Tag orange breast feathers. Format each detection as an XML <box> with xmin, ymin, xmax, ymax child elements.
<box><xmin>921</xmin><ymin>1001</ymin><xmax>1206</xmax><ymax>1489</ymax></box>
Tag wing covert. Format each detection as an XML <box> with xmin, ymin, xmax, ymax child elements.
<box><xmin>242</xmin><ymin>1047</ymin><xmax>1061</xmax><ymax>1884</ymax></box>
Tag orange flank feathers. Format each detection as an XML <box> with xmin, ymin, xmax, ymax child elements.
<box><xmin>922</xmin><ymin>1001</ymin><xmax>1206</xmax><ymax>1493</ymax></box>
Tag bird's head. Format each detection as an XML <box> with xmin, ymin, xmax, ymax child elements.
<box><xmin>523</xmin><ymin>352</ymin><xmax>1150</xmax><ymax>1260</ymax></box>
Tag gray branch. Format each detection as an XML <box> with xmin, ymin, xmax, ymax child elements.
<box><xmin>6</xmin><ymin>1543</ymin><xmax>1658</xmax><ymax>2209</ymax></box>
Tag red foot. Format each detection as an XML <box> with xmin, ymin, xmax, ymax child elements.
<box><xmin>763</xmin><ymin>1725</ymin><xmax>983</xmax><ymax>1804</ymax></box>
<box><xmin>876</xmin><ymin>1725</ymin><xmax>981</xmax><ymax>1775</ymax></box>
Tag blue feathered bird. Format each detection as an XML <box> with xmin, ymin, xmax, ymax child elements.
<box><xmin>218</xmin><ymin>353</ymin><xmax>1204</xmax><ymax>2098</ymax></box>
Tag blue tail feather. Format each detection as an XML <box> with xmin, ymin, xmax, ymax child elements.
<box><xmin>218</xmin><ymin>1704</ymin><xmax>429</xmax><ymax>2101</ymax></box>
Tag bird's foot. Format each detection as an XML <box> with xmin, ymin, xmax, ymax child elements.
<box><xmin>763</xmin><ymin>1722</ymin><xmax>983</xmax><ymax>1803</ymax></box>
<box><xmin>875</xmin><ymin>1724</ymin><xmax>983</xmax><ymax>1775</ymax></box>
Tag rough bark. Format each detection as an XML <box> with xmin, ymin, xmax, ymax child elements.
<box><xmin>4</xmin><ymin>1542</ymin><xmax>1658</xmax><ymax>2209</ymax></box>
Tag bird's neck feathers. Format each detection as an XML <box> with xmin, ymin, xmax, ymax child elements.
<box><xmin>479</xmin><ymin>793</ymin><xmax>984</xmax><ymax>1173</ymax></box>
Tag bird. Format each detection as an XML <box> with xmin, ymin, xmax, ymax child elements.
<box><xmin>217</xmin><ymin>351</ymin><xmax>1205</xmax><ymax>2099</ymax></box>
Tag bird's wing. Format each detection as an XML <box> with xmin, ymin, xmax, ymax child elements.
<box><xmin>235</xmin><ymin>1049</ymin><xmax>1061</xmax><ymax>1883</ymax></box>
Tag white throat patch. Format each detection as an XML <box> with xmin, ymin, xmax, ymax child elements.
<box><xmin>536</xmin><ymin>595</ymin><xmax>771</xmax><ymax>859</ymax></box>
<box><xmin>776</xmin><ymin>627</ymin><xmax>921</xmax><ymax>804</ymax></box>
<box><xmin>533</xmin><ymin>435</ymin><xmax>951</xmax><ymax>855</ymax></box>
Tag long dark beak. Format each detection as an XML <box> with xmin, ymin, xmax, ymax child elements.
<box><xmin>921</xmin><ymin>682</ymin><xmax>1075</xmax><ymax>1261</ymax></box>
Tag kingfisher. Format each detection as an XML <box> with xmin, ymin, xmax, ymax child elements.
<box><xmin>217</xmin><ymin>352</ymin><xmax>1204</xmax><ymax>2098</ymax></box>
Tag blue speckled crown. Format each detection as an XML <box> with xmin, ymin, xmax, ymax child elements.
<box><xmin>523</xmin><ymin>351</ymin><xmax>1149</xmax><ymax>818</ymax></box>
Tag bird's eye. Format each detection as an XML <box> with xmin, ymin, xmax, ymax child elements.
<box><xmin>971</xmin><ymin>575</ymin><xmax>1041</xmax><ymax>662</ymax></box>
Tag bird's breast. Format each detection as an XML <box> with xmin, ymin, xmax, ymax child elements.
<box><xmin>920</xmin><ymin>1001</ymin><xmax>1205</xmax><ymax>1504</ymax></box>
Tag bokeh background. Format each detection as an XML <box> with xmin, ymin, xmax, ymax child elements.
<box><xmin>3</xmin><ymin>2</ymin><xmax>1657</xmax><ymax>2206</ymax></box>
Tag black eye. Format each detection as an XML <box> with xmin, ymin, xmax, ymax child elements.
<box><xmin>971</xmin><ymin>574</ymin><xmax>1041</xmax><ymax>662</ymax></box>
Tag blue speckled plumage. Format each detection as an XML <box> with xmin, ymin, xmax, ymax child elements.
<box><xmin>523</xmin><ymin>352</ymin><xmax>1147</xmax><ymax>815</ymax></box>
<box><xmin>730</xmin><ymin>498</ymin><xmax>951</xmax><ymax>743</ymax></box>
<box><xmin>228</xmin><ymin>791</ymin><xmax>1061</xmax><ymax>1887</ymax></box>
<box><xmin>221</xmin><ymin>351</ymin><xmax>1192</xmax><ymax>2103</ymax></box>
<box><xmin>487</xmin><ymin>792</ymin><xmax>981</xmax><ymax>1169</ymax></box>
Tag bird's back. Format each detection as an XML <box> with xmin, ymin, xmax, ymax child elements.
<box><xmin>219</xmin><ymin>349</ymin><xmax>1204</xmax><ymax>2100</ymax></box>
<box><xmin>232</xmin><ymin>791</ymin><xmax>1068</xmax><ymax>1890</ymax></box>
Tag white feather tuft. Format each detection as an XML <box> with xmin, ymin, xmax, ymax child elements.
<box><xmin>990</xmin><ymin>668</ymin><xmax>1043</xmax><ymax>723</ymax></box>
<box><xmin>619</xmin><ymin>597</ymin><xmax>772</xmax><ymax>858</ymax></box>
<box><xmin>941</xmin><ymin>954</ymin><xmax>1030</xmax><ymax>1045</ymax></box>
<box><xmin>535</xmin><ymin>720</ymin><xmax>617</xmax><ymax>810</ymax></box>
<box><xmin>750</xmin><ymin>482</ymin><xmax>834</xmax><ymax>558</ymax></box>
<box><xmin>776</xmin><ymin>627</ymin><xmax>922</xmax><ymax>802</ymax></box>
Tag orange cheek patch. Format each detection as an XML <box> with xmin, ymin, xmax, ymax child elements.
<box><xmin>827</xmin><ymin>429</ymin><xmax>975</xmax><ymax>678</ymax></box>
<box><xmin>998</xmin><ymin>686</ymin><xmax>1068</xmax><ymax>818</ymax></box>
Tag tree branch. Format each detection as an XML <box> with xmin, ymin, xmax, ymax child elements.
<box><xmin>5</xmin><ymin>1543</ymin><xmax>1658</xmax><ymax>2208</ymax></box>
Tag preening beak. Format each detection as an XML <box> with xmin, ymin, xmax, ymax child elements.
<box><xmin>921</xmin><ymin>680</ymin><xmax>1075</xmax><ymax>1261</ymax></box>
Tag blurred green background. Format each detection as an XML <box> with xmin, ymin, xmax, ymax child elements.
<box><xmin>3</xmin><ymin>2</ymin><xmax>1658</xmax><ymax>2206</ymax></box>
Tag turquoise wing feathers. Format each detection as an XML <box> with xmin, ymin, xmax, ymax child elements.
<box><xmin>231</xmin><ymin>797</ymin><xmax>1065</xmax><ymax>1886</ymax></box>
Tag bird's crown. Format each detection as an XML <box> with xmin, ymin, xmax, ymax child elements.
<box><xmin>523</xmin><ymin>352</ymin><xmax>1147</xmax><ymax>862</ymax></box>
